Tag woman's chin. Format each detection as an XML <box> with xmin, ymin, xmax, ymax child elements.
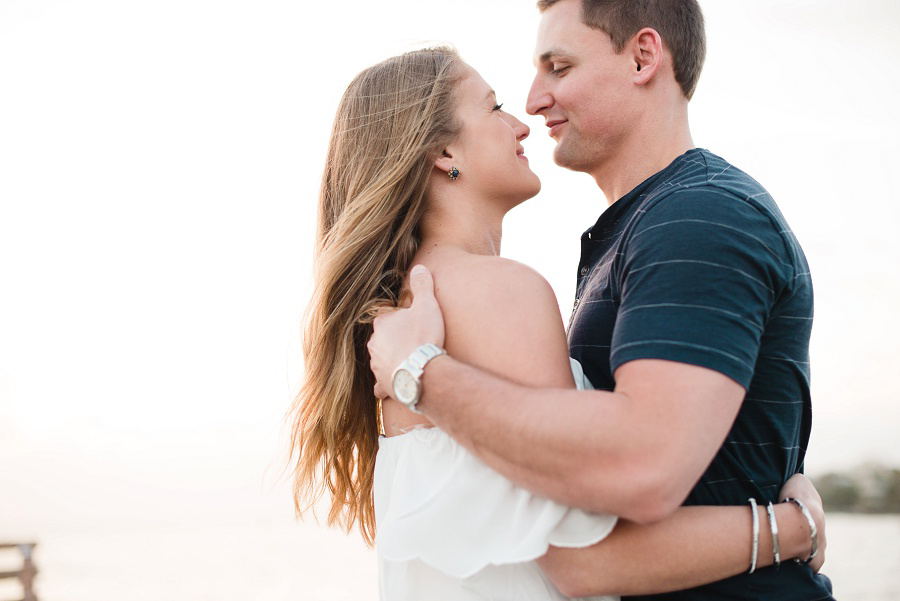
<box><xmin>524</xmin><ymin>175</ymin><xmax>542</xmax><ymax>200</ymax></box>
<box><xmin>509</xmin><ymin>179</ymin><xmax>542</xmax><ymax>207</ymax></box>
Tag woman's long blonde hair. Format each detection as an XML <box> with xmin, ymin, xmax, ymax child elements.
<box><xmin>288</xmin><ymin>47</ymin><xmax>465</xmax><ymax>545</ymax></box>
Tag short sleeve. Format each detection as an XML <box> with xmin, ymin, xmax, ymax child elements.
<box><xmin>610</xmin><ymin>188</ymin><xmax>791</xmax><ymax>389</ymax></box>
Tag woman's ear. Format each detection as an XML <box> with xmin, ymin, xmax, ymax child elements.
<box><xmin>434</xmin><ymin>148</ymin><xmax>455</xmax><ymax>173</ymax></box>
<box><xmin>630</xmin><ymin>27</ymin><xmax>663</xmax><ymax>86</ymax></box>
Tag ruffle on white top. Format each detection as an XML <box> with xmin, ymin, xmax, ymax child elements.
<box><xmin>376</xmin><ymin>427</ymin><xmax>618</xmax><ymax>578</ymax></box>
<box><xmin>374</xmin><ymin>359</ymin><xmax>619</xmax><ymax>600</ymax></box>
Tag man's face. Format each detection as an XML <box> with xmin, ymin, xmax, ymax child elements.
<box><xmin>526</xmin><ymin>0</ymin><xmax>636</xmax><ymax>175</ymax></box>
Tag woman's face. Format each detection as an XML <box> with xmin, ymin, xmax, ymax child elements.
<box><xmin>446</xmin><ymin>65</ymin><xmax>541</xmax><ymax>205</ymax></box>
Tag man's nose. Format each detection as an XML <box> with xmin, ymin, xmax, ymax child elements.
<box><xmin>526</xmin><ymin>74</ymin><xmax>551</xmax><ymax>116</ymax></box>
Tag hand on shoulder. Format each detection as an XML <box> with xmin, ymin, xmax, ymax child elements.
<box><xmin>368</xmin><ymin>264</ymin><xmax>446</xmax><ymax>399</ymax></box>
<box><xmin>429</xmin><ymin>254</ymin><xmax>575</xmax><ymax>389</ymax></box>
<box><xmin>368</xmin><ymin>253</ymin><xmax>575</xmax><ymax>402</ymax></box>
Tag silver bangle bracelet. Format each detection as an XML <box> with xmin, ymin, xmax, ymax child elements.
<box><xmin>784</xmin><ymin>497</ymin><xmax>818</xmax><ymax>564</ymax></box>
<box><xmin>748</xmin><ymin>498</ymin><xmax>759</xmax><ymax>574</ymax></box>
<box><xmin>766</xmin><ymin>501</ymin><xmax>781</xmax><ymax>569</ymax></box>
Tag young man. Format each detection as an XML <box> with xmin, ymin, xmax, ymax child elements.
<box><xmin>367</xmin><ymin>0</ymin><xmax>834</xmax><ymax>598</ymax></box>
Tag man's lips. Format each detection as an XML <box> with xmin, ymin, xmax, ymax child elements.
<box><xmin>546</xmin><ymin>119</ymin><xmax>566</xmax><ymax>137</ymax></box>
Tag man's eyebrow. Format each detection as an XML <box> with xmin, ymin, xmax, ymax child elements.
<box><xmin>537</xmin><ymin>49</ymin><xmax>570</xmax><ymax>64</ymax></box>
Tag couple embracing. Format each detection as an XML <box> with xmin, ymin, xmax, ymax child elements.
<box><xmin>290</xmin><ymin>0</ymin><xmax>836</xmax><ymax>599</ymax></box>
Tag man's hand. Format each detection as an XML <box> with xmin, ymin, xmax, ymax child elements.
<box><xmin>367</xmin><ymin>265</ymin><xmax>446</xmax><ymax>399</ymax></box>
<box><xmin>779</xmin><ymin>473</ymin><xmax>827</xmax><ymax>572</ymax></box>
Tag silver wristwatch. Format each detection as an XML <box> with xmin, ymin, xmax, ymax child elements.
<box><xmin>391</xmin><ymin>343</ymin><xmax>447</xmax><ymax>413</ymax></box>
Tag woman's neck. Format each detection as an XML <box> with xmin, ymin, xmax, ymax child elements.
<box><xmin>418</xmin><ymin>192</ymin><xmax>506</xmax><ymax>257</ymax></box>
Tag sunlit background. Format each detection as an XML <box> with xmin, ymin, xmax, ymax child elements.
<box><xmin>1</xmin><ymin>0</ymin><xmax>899</xmax><ymax>599</ymax></box>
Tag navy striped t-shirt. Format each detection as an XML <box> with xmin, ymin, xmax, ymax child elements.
<box><xmin>568</xmin><ymin>148</ymin><xmax>833</xmax><ymax>600</ymax></box>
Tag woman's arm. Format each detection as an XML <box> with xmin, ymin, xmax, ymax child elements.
<box><xmin>538</xmin><ymin>473</ymin><xmax>825</xmax><ymax>597</ymax></box>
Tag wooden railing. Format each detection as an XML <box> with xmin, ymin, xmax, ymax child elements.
<box><xmin>0</xmin><ymin>543</ymin><xmax>37</xmax><ymax>601</ymax></box>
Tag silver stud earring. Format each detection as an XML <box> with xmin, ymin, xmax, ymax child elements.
<box><xmin>448</xmin><ymin>167</ymin><xmax>460</xmax><ymax>180</ymax></box>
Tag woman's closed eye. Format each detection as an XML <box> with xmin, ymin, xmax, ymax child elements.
<box><xmin>492</xmin><ymin>102</ymin><xmax>504</xmax><ymax>111</ymax></box>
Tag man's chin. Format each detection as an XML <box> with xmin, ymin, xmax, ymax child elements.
<box><xmin>553</xmin><ymin>144</ymin><xmax>589</xmax><ymax>173</ymax></box>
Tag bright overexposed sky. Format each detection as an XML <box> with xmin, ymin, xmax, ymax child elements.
<box><xmin>1</xmin><ymin>0</ymin><xmax>898</xmax><ymax>598</ymax></box>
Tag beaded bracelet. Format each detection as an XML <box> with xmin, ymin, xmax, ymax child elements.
<box><xmin>766</xmin><ymin>501</ymin><xmax>781</xmax><ymax>569</ymax></box>
<box><xmin>783</xmin><ymin>497</ymin><xmax>818</xmax><ymax>564</ymax></box>
<box><xmin>748</xmin><ymin>498</ymin><xmax>759</xmax><ymax>574</ymax></box>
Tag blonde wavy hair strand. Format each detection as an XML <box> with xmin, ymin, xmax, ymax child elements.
<box><xmin>288</xmin><ymin>47</ymin><xmax>465</xmax><ymax>545</ymax></box>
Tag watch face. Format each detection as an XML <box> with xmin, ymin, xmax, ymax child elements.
<box><xmin>392</xmin><ymin>368</ymin><xmax>419</xmax><ymax>406</ymax></box>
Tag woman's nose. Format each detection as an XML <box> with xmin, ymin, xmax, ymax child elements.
<box><xmin>503</xmin><ymin>113</ymin><xmax>530</xmax><ymax>141</ymax></box>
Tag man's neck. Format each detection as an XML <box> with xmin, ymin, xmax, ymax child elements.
<box><xmin>593</xmin><ymin>104</ymin><xmax>695</xmax><ymax>205</ymax></box>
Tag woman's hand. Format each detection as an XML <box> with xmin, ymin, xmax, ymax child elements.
<box><xmin>778</xmin><ymin>473</ymin><xmax>826</xmax><ymax>572</ymax></box>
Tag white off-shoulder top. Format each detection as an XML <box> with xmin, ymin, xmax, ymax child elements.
<box><xmin>374</xmin><ymin>359</ymin><xmax>619</xmax><ymax>601</ymax></box>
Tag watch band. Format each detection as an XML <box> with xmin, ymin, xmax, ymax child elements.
<box><xmin>391</xmin><ymin>343</ymin><xmax>447</xmax><ymax>413</ymax></box>
<box><xmin>407</xmin><ymin>343</ymin><xmax>446</xmax><ymax>371</ymax></box>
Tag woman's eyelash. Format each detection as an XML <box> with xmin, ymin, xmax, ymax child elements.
<box><xmin>492</xmin><ymin>103</ymin><xmax>504</xmax><ymax>111</ymax></box>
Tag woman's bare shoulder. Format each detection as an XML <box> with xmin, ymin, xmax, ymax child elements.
<box><xmin>426</xmin><ymin>252</ymin><xmax>555</xmax><ymax>308</ymax></box>
<box><xmin>420</xmin><ymin>251</ymin><xmax>573</xmax><ymax>388</ymax></box>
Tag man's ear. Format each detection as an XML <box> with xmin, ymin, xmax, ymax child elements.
<box><xmin>630</xmin><ymin>27</ymin><xmax>664</xmax><ymax>86</ymax></box>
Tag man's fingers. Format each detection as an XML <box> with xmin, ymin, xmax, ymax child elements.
<box><xmin>408</xmin><ymin>264</ymin><xmax>436</xmax><ymax>307</ymax></box>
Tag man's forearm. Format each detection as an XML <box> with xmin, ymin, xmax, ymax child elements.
<box><xmin>419</xmin><ymin>356</ymin><xmax>683</xmax><ymax>522</ymax></box>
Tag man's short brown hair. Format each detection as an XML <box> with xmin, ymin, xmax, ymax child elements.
<box><xmin>537</xmin><ymin>0</ymin><xmax>706</xmax><ymax>99</ymax></box>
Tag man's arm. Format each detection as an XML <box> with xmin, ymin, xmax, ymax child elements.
<box><xmin>369</xmin><ymin>265</ymin><xmax>743</xmax><ymax>523</ymax></box>
<box><xmin>428</xmin><ymin>356</ymin><xmax>742</xmax><ymax>523</ymax></box>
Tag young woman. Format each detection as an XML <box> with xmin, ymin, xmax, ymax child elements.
<box><xmin>289</xmin><ymin>47</ymin><xmax>824</xmax><ymax>600</ymax></box>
